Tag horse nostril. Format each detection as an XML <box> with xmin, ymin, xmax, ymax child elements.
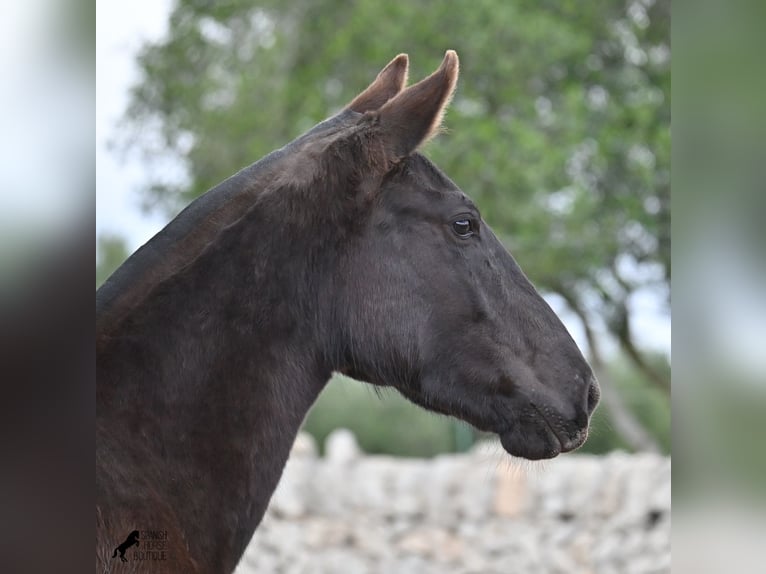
<box><xmin>586</xmin><ymin>376</ymin><xmax>600</xmax><ymax>415</ymax></box>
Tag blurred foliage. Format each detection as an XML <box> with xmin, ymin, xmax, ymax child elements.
<box><xmin>672</xmin><ymin>0</ymin><xmax>766</xmax><ymax>499</ymax></box>
<box><xmin>112</xmin><ymin>0</ymin><xmax>670</xmax><ymax>453</ymax></box>
<box><xmin>303</xmin><ymin>375</ymin><xmax>460</xmax><ymax>457</ymax></box>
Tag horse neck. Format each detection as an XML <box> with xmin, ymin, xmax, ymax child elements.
<box><xmin>97</xmin><ymin>201</ymin><xmax>335</xmax><ymax>569</ymax></box>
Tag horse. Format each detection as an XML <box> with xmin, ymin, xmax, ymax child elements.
<box><xmin>96</xmin><ymin>50</ymin><xmax>599</xmax><ymax>572</ymax></box>
<box><xmin>111</xmin><ymin>530</ymin><xmax>140</xmax><ymax>563</ymax></box>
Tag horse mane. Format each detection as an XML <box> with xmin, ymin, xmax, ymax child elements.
<box><xmin>96</xmin><ymin>110</ymin><xmax>361</xmax><ymax>344</ymax></box>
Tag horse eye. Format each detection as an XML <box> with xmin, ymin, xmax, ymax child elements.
<box><xmin>452</xmin><ymin>219</ymin><xmax>474</xmax><ymax>238</ymax></box>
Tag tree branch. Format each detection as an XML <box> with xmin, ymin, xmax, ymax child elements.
<box><xmin>614</xmin><ymin>309</ymin><xmax>671</xmax><ymax>395</ymax></box>
<box><xmin>604</xmin><ymin>263</ymin><xmax>671</xmax><ymax>395</ymax></box>
<box><xmin>556</xmin><ymin>286</ymin><xmax>661</xmax><ymax>453</ymax></box>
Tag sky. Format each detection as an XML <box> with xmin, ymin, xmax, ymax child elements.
<box><xmin>96</xmin><ymin>0</ymin><xmax>173</xmax><ymax>250</ymax></box>
<box><xmin>95</xmin><ymin>1</ymin><xmax>670</xmax><ymax>358</ymax></box>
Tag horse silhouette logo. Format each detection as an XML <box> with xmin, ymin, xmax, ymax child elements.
<box><xmin>112</xmin><ymin>530</ymin><xmax>140</xmax><ymax>562</ymax></box>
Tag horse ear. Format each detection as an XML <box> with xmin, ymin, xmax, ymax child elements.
<box><xmin>347</xmin><ymin>54</ymin><xmax>409</xmax><ymax>113</ymax></box>
<box><xmin>376</xmin><ymin>50</ymin><xmax>459</xmax><ymax>159</ymax></box>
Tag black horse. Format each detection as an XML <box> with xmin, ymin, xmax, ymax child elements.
<box><xmin>96</xmin><ymin>51</ymin><xmax>599</xmax><ymax>572</ymax></box>
<box><xmin>111</xmin><ymin>530</ymin><xmax>139</xmax><ymax>563</ymax></box>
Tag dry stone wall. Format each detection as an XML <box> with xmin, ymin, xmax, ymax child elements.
<box><xmin>235</xmin><ymin>430</ymin><xmax>671</xmax><ymax>574</ymax></box>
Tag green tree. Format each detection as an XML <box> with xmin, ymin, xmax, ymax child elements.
<box><xmin>118</xmin><ymin>0</ymin><xmax>670</xmax><ymax>451</ymax></box>
<box><xmin>96</xmin><ymin>233</ymin><xmax>129</xmax><ymax>288</ymax></box>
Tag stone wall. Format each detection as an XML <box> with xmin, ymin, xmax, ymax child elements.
<box><xmin>235</xmin><ymin>430</ymin><xmax>671</xmax><ymax>574</ymax></box>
